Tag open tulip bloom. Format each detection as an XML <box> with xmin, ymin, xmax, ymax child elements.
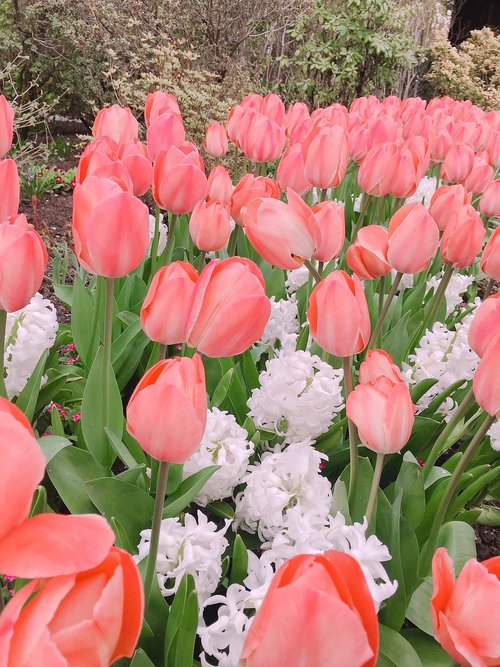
<box><xmin>1</xmin><ymin>90</ymin><xmax>500</xmax><ymax>667</ymax></box>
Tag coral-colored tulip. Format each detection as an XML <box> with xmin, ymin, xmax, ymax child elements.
<box><xmin>390</xmin><ymin>137</ymin><xmax>430</xmax><ymax>198</ymax></box>
<box><xmin>186</xmin><ymin>257</ymin><xmax>270</xmax><ymax>357</ymax></box>
<box><xmin>463</xmin><ymin>154</ymin><xmax>493</xmax><ymax>194</ymax></box>
<box><xmin>241</xmin><ymin>551</ymin><xmax>379</xmax><ymax>667</ymax></box>
<box><xmin>239</xmin><ymin>109</ymin><xmax>286</xmax><ymax>163</ymax></box>
<box><xmin>488</xmin><ymin>131</ymin><xmax>500</xmax><ymax>167</ymax></box>
<box><xmin>0</xmin><ymin>215</ymin><xmax>47</xmax><ymax>312</ymax></box>
<box><xmin>144</xmin><ymin>91</ymin><xmax>181</xmax><ymax>127</ymax></box>
<box><xmin>127</xmin><ymin>355</ymin><xmax>207</xmax><ymax>462</ymax></box>
<box><xmin>0</xmin><ymin>546</ymin><xmax>143</xmax><ymax>665</ymax></box>
<box><xmin>359</xmin><ymin>349</ymin><xmax>404</xmax><ymax>385</ymax></box>
<box><xmin>242</xmin><ymin>189</ymin><xmax>318</xmax><ymax>270</ymax></box>
<box><xmin>146</xmin><ymin>112</ymin><xmax>186</xmax><ymax>161</ymax></box>
<box><xmin>0</xmin><ymin>159</ymin><xmax>19</xmax><ymax>220</ymax></box>
<box><xmin>358</xmin><ymin>142</ymin><xmax>398</xmax><ymax>197</ymax></box>
<box><xmin>346</xmin><ymin>226</ymin><xmax>391</xmax><ymax>280</ymax></box>
<box><xmin>346</xmin><ymin>376</ymin><xmax>414</xmax><ymax>454</ymax></box>
<box><xmin>441</xmin><ymin>142</ymin><xmax>475</xmax><ymax>183</ymax></box>
<box><xmin>92</xmin><ymin>105</ymin><xmax>138</xmax><ymax>145</ymax></box>
<box><xmin>307</xmin><ymin>270</ymin><xmax>371</xmax><ymax>357</ymax></box>
<box><xmin>203</xmin><ymin>121</ymin><xmax>228</xmax><ymax>157</ymax></box>
<box><xmin>118</xmin><ymin>139</ymin><xmax>153</xmax><ymax>196</ymax></box>
<box><xmin>429</xmin><ymin>184</ymin><xmax>472</xmax><ymax>232</ymax></box>
<box><xmin>277</xmin><ymin>144</ymin><xmax>312</xmax><ymax>196</ymax></box>
<box><xmin>312</xmin><ymin>200</ymin><xmax>345</xmax><ymax>262</ymax></box>
<box><xmin>431</xmin><ymin>548</ymin><xmax>500</xmax><ymax>667</ymax></box>
<box><xmin>207</xmin><ymin>165</ymin><xmax>233</xmax><ymax>206</ymax></box>
<box><xmin>429</xmin><ymin>127</ymin><xmax>454</xmax><ymax>162</ymax></box>
<box><xmin>0</xmin><ymin>397</ymin><xmax>114</xmax><ymax>578</ymax></box>
<box><xmin>72</xmin><ymin>176</ymin><xmax>149</xmax><ymax>277</ymax></box>
<box><xmin>479</xmin><ymin>179</ymin><xmax>500</xmax><ymax>218</ymax></box>
<box><xmin>153</xmin><ymin>145</ymin><xmax>208</xmax><ymax>214</ymax></box>
<box><xmin>350</xmin><ymin>117</ymin><xmax>401</xmax><ymax>163</ymax></box>
<box><xmin>87</xmin><ymin>159</ymin><xmax>134</xmax><ymax>193</ymax></box>
<box><xmin>189</xmin><ymin>199</ymin><xmax>231</xmax><ymax>251</ymax></box>
<box><xmin>481</xmin><ymin>227</ymin><xmax>500</xmax><ymax>280</ymax></box>
<box><xmin>387</xmin><ymin>203</ymin><xmax>439</xmax><ymax>274</ymax></box>
<box><xmin>0</xmin><ymin>96</ymin><xmax>14</xmax><ymax>158</ymax></box>
<box><xmin>440</xmin><ymin>205</ymin><xmax>485</xmax><ymax>268</ymax></box>
<box><xmin>141</xmin><ymin>261</ymin><xmax>198</xmax><ymax>345</ymax></box>
<box><xmin>301</xmin><ymin>125</ymin><xmax>350</xmax><ymax>189</ymax></box>
<box><xmin>473</xmin><ymin>334</ymin><xmax>500</xmax><ymax>416</ymax></box>
<box><xmin>285</xmin><ymin>102</ymin><xmax>310</xmax><ymax>140</ymax></box>
<box><xmin>230</xmin><ymin>174</ymin><xmax>280</xmax><ymax>225</ymax></box>
<box><xmin>75</xmin><ymin>137</ymin><xmax>119</xmax><ymax>183</ymax></box>
<box><xmin>260</xmin><ymin>93</ymin><xmax>286</xmax><ymax>126</ymax></box>
<box><xmin>468</xmin><ymin>293</ymin><xmax>500</xmax><ymax>357</ymax></box>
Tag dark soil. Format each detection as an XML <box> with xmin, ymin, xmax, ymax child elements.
<box><xmin>475</xmin><ymin>523</ymin><xmax>500</xmax><ymax>561</ymax></box>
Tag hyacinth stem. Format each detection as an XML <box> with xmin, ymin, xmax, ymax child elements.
<box><xmin>102</xmin><ymin>278</ymin><xmax>115</xmax><ymax>435</ymax></box>
<box><xmin>162</xmin><ymin>213</ymin><xmax>178</xmax><ymax>265</ymax></box>
<box><xmin>367</xmin><ymin>272</ymin><xmax>403</xmax><ymax>350</ymax></box>
<box><xmin>0</xmin><ymin>309</ymin><xmax>7</xmax><ymax>400</ymax></box>
<box><xmin>227</xmin><ymin>224</ymin><xmax>241</xmax><ymax>256</ymax></box>
<box><xmin>366</xmin><ymin>453</ymin><xmax>385</xmax><ymax>529</ymax></box>
<box><xmin>420</xmin><ymin>413</ymin><xmax>496</xmax><ymax>576</ymax></box>
<box><xmin>149</xmin><ymin>205</ymin><xmax>161</xmax><ymax>277</ymax></box>
<box><xmin>484</xmin><ymin>278</ymin><xmax>495</xmax><ymax>299</ymax></box>
<box><xmin>412</xmin><ymin>264</ymin><xmax>454</xmax><ymax>348</ymax></box>
<box><xmin>198</xmin><ymin>251</ymin><xmax>206</xmax><ymax>273</ymax></box>
<box><xmin>351</xmin><ymin>193</ymin><xmax>371</xmax><ymax>241</ymax></box>
<box><xmin>423</xmin><ymin>384</ymin><xmax>475</xmax><ymax>480</ymax></box>
<box><xmin>144</xmin><ymin>460</ymin><xmax>170</xmax><ymax>608</ymax></box>
<box><xmin>343</xmin><ymin>356</ymin><xmax>359</xmax><ymax>506</ymax></box>
<box><xmin>304</xmin><ymin>259</ymin><xmax>323</xmax><ymax>284</ymax></box>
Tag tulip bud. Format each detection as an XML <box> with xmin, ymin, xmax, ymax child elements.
<box><xmin>359</xmin><ymin>349</ymin><xmax>404</xmax><ymax>385</ymax></box>
<box><xmin>429</xmin><ymin>184</ymin><xmax>471</xmax><ymax>232</ymax></box>
<box><xmin>0</xmin><ymin>158</ymin><xmax>19</xmax><ymax>220</ymax></box>
<box><xmin>440</xmin><ymin>204</ymin><xmax>485</xmax><ymax>268</ymax></box>
<box><xmin>189</xmin><ymin>199</ymin><xmax>231</xmax><ymax>251</ymax></box>
<box><xmin>239</xmin><ymin>110</ymin><xmax>285</xmax><ymax>163</ymax></box>
<box><xmin>387</xmin><ymin>203</ymin><xmax>439</xmax><ymax>274</ymax></box>
<box><xmin>153</xmin><ymin>145</ymin><xmax>208</xmax><ymax>214</ymax></box>
<box><xmin>480</xmin><ymin>227</ymin><xmax>500</xmax><ymax>280</ymax></box>
<box><xmin>277</xmin><ymin>144</ymin><xmax>312</xmax><ymax>196</ymax></box>
<box><xmin>463</xmin><ymin>155</ymin><xmax>493</xmax><ymax>194</ymax></box>
<box><xmin>230</xmin><ymin>174</ymin><xmax>280</xmax><ymax>225</ymax></box>
<box><xmin>312</xmin><ymin>200</ymin><xmax>345</xmax><ymax>262</ymax></box>
<box><xmin>118</xmin><ymin>140</ymin><xmax>153</xmax><ymax>196</ymax></box>
<box><xmin>207</xmin><ymin>165</ymin><xmax>233</xmax><ymax>206</ymax></box>
<box><xmin>479</xmin><ymin>179</ymin><xmax>500</xmax><ymax>218</ymax></box>
<box><xmin>468</xmin><ymin>294</ymin><xmax>500</xmax><ymax>358</ymax></box>
<box><xmin>346</xmin><ymin>226</ymin><xmax>391</xmax><ymax>280</ymax></box>
<box><xmin>302</xmin><ymin>125</ymin><xmax>350</xmax><ymax>189</ymax></box>
<box><xmin>203</xmin><ymin>121</ymin><xmax>229</xmax><ymax>157</ymax></box>
<box><xmin>92</xmin><ymin>105</ymin><xmax>138</xmax><ymax>145</ymax></box>
<box><xmin>0</xmin><ymin>95</ymin><xmax>14</xmax><ymax>158</ymax></box>
<box><xmin>358</xmin><ymin>142</ymin><xmax>398</xmax><ymax>197</ymax></box>
<box><xmin>441</xmin><ymin>142</ymin><xmax>475</xmax><ymax>183</ymax></box>
<box><xmin>488</xmin><ymin>131</ymin><xmax>500</xmax><ymax>167</ymax></box>
<box><xmin>144</xmin><ymin>91</ymin><xmax>181</xmax><ymax>128</ymax></box>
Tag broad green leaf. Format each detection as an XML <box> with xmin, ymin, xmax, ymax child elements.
<box><xmin>71</xmin><ymin>274</ymin><xmax>99</xmax><ymax>368</ymax></box>
<box><xmin>105</xmin><ymin>427</ymin><xmax>141</xmax><ymax>470</ymax></box>
<box><xmin>129</xmin><ymin>649</ymin><xmax>156</xmax><ymax>667</ymax></box>
<box><xmin>211</xmin><ymin>368</ymin><xmax>234</xmax><ymax>408</ymax></box>
<box><xmin>15</xmin><ymin>350</ymin><xmax>49</xmax><ymax>421</ymax></box>
<box><xmin>402</xmin><ymin>630</ymin><xmax>453</xmax><ymax>666</ymax></box>
<box><xmin>406</xmin><ymin>578</ymin><xmax>434</xmax><ymax>635</ymax></box>
<box><xmin>341</xmin><ymin>456</ymin><xmax>373</xmax><ymax>523</ymax></box>
<box><xmin>137</xmin><ymin>559</ymin><xmax>170</xmax><ymax>664</ymax></box>
<box><xmin>37</xmin><ymin>435</ymin><xmax>72</xmax><ymax>464</ymax></box>
<box><xmin>377</xmin><ymin>625</ymin><xmax>422</xmax><ymax>667</ymax></box>
<box><xmin>230</xmin><ymin>534</ymin><xmax>248</xmax><ymax>585</ymax></box>
<box><xmin>163</xmin><ymin>466</ymin><xmax>219</xmax><ymax>518</ymax></box>
<box><xmin>206</xmin><ymin>500</ymin><xmax>235</xmax><ymax>519</ymax></box>
<box><xmin>395</xmin><ymin>452</ymin><xmax>425</xmax><ymax>530</ymax></box>
<box><xmin>165</xmin><ymin>574</ymin><xmax>198</xmax><ymax>667</ymax></box>
<box><xmin>30</xmin><ymin>485</ymin><xmax>48</xmax><ymax>517</ymax></box>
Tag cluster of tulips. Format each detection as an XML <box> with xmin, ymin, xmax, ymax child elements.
<box><xmin>0</xmin><ymin>86</ymin><xmax>500</xmax><ymax>667</ymax></box>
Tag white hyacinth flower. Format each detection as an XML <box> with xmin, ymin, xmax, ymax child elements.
<box><xmin>426</xmin><ymin>272</ymin><xmax>474</xmax><ymax>315</ymax></box>
<box><xmin>488</xmin><ymin>420</ymin><xmax>500</xmax><ymax>452</ymax></box>
<box><xmin>259</xmin><ymin>296</ymin><xmax>299</xmax><ymax>348</ymax></box>
<box><xmin>285</xmin><ymin>265</ymin><xmax>309</xmax><ymax>294</ymax></box>
<box><xmin>405</xmin><ymin>175</ymin><xmax>439</xmax><ymax>207</ymax></box>
<box><xmin>148</xmin><ymin>213</ymin><xmax>168</xmax><ymax>256</ymax></box>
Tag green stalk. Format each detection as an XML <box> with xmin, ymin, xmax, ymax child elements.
<box><xmin>198</xmin><ymin>251</ymin><xmax>206</xmax><ymax>273</ymax></box>
<box><xmin>351</xmin><ymin>193</ymin><xmax>371</xmax><ymax>241</ymax></box>
<box><xmin>158</xmin><ymin>343</ymin><xmax>167</xmax><ymax>362</ymax></box>
<box><xmin>103</xmin><ymin>278</ymin><xmax>115</xmax><ymax>437</ymax></box>
<box><xmin>304</xmin><ymin>259</ymin><xmax>323</xmax><ymax>284</ymax></box>
<box><xmin>320</xmin><ymin>188</ymin><xmax>328</xmax><ymax>203</ymax></box>
<box><xmin>367</xmin><ymin>272</ymin><xmax>403</xmax><ymax>349</ymax></box>
<box><xmin>366</xmin><ymin>453</ymin><xmax>385</xmax><ymax>528</ymax></box>
<box><xmin>143</xmin><ymin>460</ymin><xmax>170</xmax><ymax>608</ymax></box>
<box><xmin>227</xmin><ymin>224</ymin><xmax>241</xmax><ymax>257</ymax></box>
<box><xmin>161</xmin><ymin>214</ymin><xmax>178</xmax><ymax>265</ymax></box>
<box><xmin>377</xmin><ymin>274</ymin><xmax>386</xmax><ymax>347</ymax></box>
<box><xmin>0</xmin><ymin>309</ymin><xmax>7</xmax><ymax>399</ymax></box>
<box><xmin>484</xmin><ymin>278</ymin><xmax>495</xmax><ymax>299</ymax></box>
<box><xmin>410</xmin><ymin>264</ymin><xmax>454</xmax><ymax>351</ymax></box>
<box><xmin>149</xmin><ymin>205</ymin><xmax>161</xmax><ymax>278</ymax></box>
<box><xmin>343</xmin><ymin>356</ymin><xmax>359</xmax><ymax>505</ymax></box>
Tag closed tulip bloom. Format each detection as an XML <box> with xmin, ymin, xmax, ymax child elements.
<box><xmin>479</xmin><ymin>179</ymin><xmax>500</xmax><ymax>217</ymax></box>
<box><xmin>230</xmin><ymin>174</ymin><xmax>280</xmax><ymax>225</ymax></box>
<box><xmin>429</xmin><ymin>127</ymin><xmax>454</xmax><ymax>162</ymax></box>
<box><xmin>473</xmin><ymin>334</ymin><xmax>500</xmax><ymax>416</ymax></box>
<box><xmin>350</xmin><ymin>117</ymin><xmax>401</xmax><ymax>164</ymax></box>
<box><xmin>302</xmin><ymin>125</ymin><xmax>350</xmax><ymax>189</ymax></box>
<box><xmin>141</xmin><ymin>261</ymin><xmax>198</xmax><ymax>345</ymax></box>
<box><xmin>390</xmin><ymin>137</ymin><xmax>430</xmax><ymax>198</ymax></box>
<box><xmin>75</xmin><ymin>137</ymin><xmax>119</xmax><ymax>184</ymax></box>
<box><xmin>186</xmin><ymin>257</ymin><xmax>270</xmax><ymax>357</ymax></box>
<box><xmin>147</xmin><ymin>111</ymin><xmax>186</xmax><ymax>161</ymax></box>
<box><xmin>346</xmin><ymin>376</ymin><xmax>415</xmax><ymax>454</ymax></box>
<box><xmin>431</xmin><ymin>548</ymin><xmax>500</xmax><ymax>667</ymax></box>
<box><xmin>358</xmin><ymin>142</ymin><xmax>398</xmax><ymax>197</ymax></box>
<box><xmin>387</xmin><ymin>203</ymin><xmax>439</xmax><ymax>274</ymax></box>
<box><xmin>73</xmin><ymin>176</ymin><xmax>149</xmax><ymax>277</ymax></box>
<box><xmin>239</xmin><ymin>110</ymin><xmax>286</xmax><ymax>163</ymax></box>
<box><xmin>0</xmin><ymin>158</ymin><xmax>19</xmax><ymax>220</ymax></box>
<box><xmin>441</xmin><ymin>142</ymin><xmax>475</xmax><ymax>183</ymax></box>
<box><xmin>312</xmin><ymin>200</ymin><xmax>345</xmax><ymax>262</ymax></box>
<box><xmin>346</xmin><ymin>226</ymin><xmax>391</xmax><ymax>280</ymax></box>
<box><xmin>118</xmin><ymin>139</ymin><xmax>153</xmax><ymax>196</ymax></box>
<box><xmin>207</xmin><ymin>165</ymin><xmax>233</xmax><ymax>206</ymax></box>
<box><xmin>241</xmin><ymin>551</ymin><xmax>379</xmax><ymax>667</ymax></box>
<box><xmin>87</xmin><ymin>159</ymin><xmax>134</xmax><ymax>193</ymax></box>
<box><xmin>481</xmin><ymin>227</ymin><xmax>500</xmax><ymax>280</ymax></box>
<box><xmin>92</xmin><ymin>105</ymin><xmax>138</xmax><ymax>145</ymax></box>
<box><xmin>260</xmin><ymin>93</ymin><xmax>286</xmax><ymax>126</ymax></box>
<box><xmin>488</xmin><ymin>131</ymin><xmax>500</xmax><ymax>167</ymax></box>
<box><xmin>127</xmin><ymin>355</ymin><xmax>207</xmax><ymax>462</ymax></box>
<box><xmin>277</xmin><ymin>144</ymin><xmax>312</xmax><ymax>196</ymax></box>
<box><xmin>359</xmin><ymin>350</ymin><xmax>404</xmax><ymax>385</ymax></box>
<box><xmin>307</xmin><ymin>270</ymin><xmax>371</xmax><ymax>357</ymax></box>
<box><xmin>203</xmin><ymin>121</ymin><xmax>229</xmax><ymax>157</ymax></box>
<box><xmin>429</xmin><ymin>184</ymin><xmax>472</xmax><ymax>232</ymax></box>
<box><xmin>0</xmin><ymin>96</ymin><xmax>14</xmax><ymax>158</ymax></box>
<box><xmin>189</xmin><ymin>199</ymin><xmax>231</xmax><ymax>251</ymax></box>
<box><xmin>0</xmin><ymin>215</ymin><xmax>47</xmax><ymax>312</ymax></box>
<box><xmin>440</xmin><ymin>205</ymin><xmax>485</xmax><ymax>268</ymax></box>
<box><xmin>0</xmin><ymin>398</ymin><xmax>114</xmax><ymax>578</ymax></box>
<box><xmin>463</xmin><ymin>154</ymin><xmax>493</xmax><ymax>194</ymax></box>
<box><xmin>153</xmin><ymin>145</ymin><xmax>208</xmax><ymax>214</ymax></box>
<box><xmin>468</xmin><ymin>294</ymin><xmax>500</xmax><ymax>357</ymax></box>
<box><xmin>285</xmin><ymin>102</ymin><xmax>310</xmax><ymax>140</ymax></box>
<box><xmin>144</xmin><ymin>91</ymin><xmax>181</xmax><ymax>127</ymax></box>
<box><xmin>242</xmin><ymin>189</ymin><xmax>319</xmax><ymax>270</ymax></box>
<box><xmin>0</xmin><ymin>546</ymin><xmax>143</xmax><ymax>666</ymax></box>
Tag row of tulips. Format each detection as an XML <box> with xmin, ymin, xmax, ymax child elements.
<box><xmin>0</xmin><ymin>86</ymin><xmax>499</xmax><ymax>667</ymax></box>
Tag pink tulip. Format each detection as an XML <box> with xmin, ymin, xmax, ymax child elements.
<box><xmin>203</xmin><ymin>121</ymin><xmax>229</xmax><ymax>157</ymax></box>
<box><xmin>440</xmin><ymin>204</ymin><xmax>485</xmax><ymax>268</ymax></box>
<box><xmin>241</xmin><ymin>551</ymin><xmax>379</xmax><ymax>667</ymax></box>
<box><xmin>0</xmin><ymin>546</ymin><xmax>143</xmax><ymax>665</ymax></box>
<box><xmin>239</xmin><ymin>109</ymin><xmax>285</xmax><ymax>163</ymax></box>
<box><xmin>92</xmin><ymin>105</ymin><xmax>138</xmax><ymax>145</ymax></box>
<box><xmin>479</xmin><ymin>179</ymin><xmax>500</xmax><ymax>217</ymax></box>
<box><xmin>358</xmin><ymin>142</ymin><xmax>399</xmax><ymax>197</ymax></box>
<box><xmin>0</xmin><ymin>159</ymin><xmax>19</xmax><ymax>220</ymax></box>
<box><xmin>429</xmin><ymin>127</ymin><xmax>454</xmax><ymax>162</ymax></box>
<box><xmin>350</xmin><ymin>117</ymin><xmax>401</xmax><ymax>163</ymax></box>
<box><xmin>153</xmin><ymin>145</ymin><xmax>208</xmax><ymax>214</ymax></box>
<box><xmin>0</xmin><ymin>96</ymin><xmax>14</xmax><ymax>158</ymax></box>
<box><xmin>468</xmin><ymin>294</ymin><xmax>500</xmax><ymax>357</ymax></box>
<box><xmin>463</xmin><ymin>154</ymin><xmax>493</xmax><ymax>194</ymax></box>
<box><xmin>487</xmin><ymin>131</ymin><xmax>500</xmax><ymax>167</ymax></box>
<box><xmin>473</xmin><ymin>334</ymin><xmax>500</xmax><ymax>416</ymax></box>
<box><xmin>277</xmin><ymin>144</ymin><xmax>312</xmax><ymax>196</ymax></box>
<box><xmin>390</xmin><ymin>137</ymin><xmax>430</xmax><ymax>198</ymax></box>
<box><xmin>285</xmin><ymin>102</ymin><xmax>310</xmax><ymax>140</ymax></box>
<box><xmin>230</xmin><ymin>174</ymin><xmax>280</xmax><ymax>225</ymax></box>
<box><xmin>346</xmin><ymin>226</ymin><xmax>391</xmax><ymax>280</ymax></box>
<box><xmin>141</xmin><ymin>262</ymin><xmax>199</xmax><ymax>345</ymax></box>
<box><xmin>312</xmin><ymin>200</ymin><xmax>345</xmax><ymax>262</ymax></box>
<box><xmin>75</xmin><ymin>137</ymin><xmax>119</xmax><ymax>184</ymax></box>
<box><xmin>118</xmin><ymin>139</ymin><xmax>153</xmax><ymax>196</ymax></box>
<box><xmin>72</xmin><ymin>176</ymin><xmax>149</xmax><ymax>277</ymax></box>
<box><xmin>429</xmin><ymin>184</ymin><xmax>472</xmax><ymax>232</ymax></box>
<box><xmin>358</xmin><ymin>350</ymin><xmax>404</xmax><ymax>385</ymax></box>
<box><xmin>146</xmin><ymin>112</ymin><xmax>186</xmax><ymax>161</ymax></box>
<box><xmin>144</xmin><ymin>91</ymin><xmax>181</xmax><ymax>127</ymax></box>
<box><xmin>207</xmin><ymin>165</ymin><xmax>233</xmax><ymax>206</ymax></box>
<box><xmin>431</xmin><ymin>548</ymin><xmax>500</xmax><ymax>667</ymax></box>
<box><xmin>0</xmin><ymin>215</ymin><xmax>47</xmax><ymax>312</ymax></box>
<box><xmin>480</xmin><ymin>227</ymin><xmax>500</xmax><ymax>280</ymax></box>
<box><xmin>441</xmin><ymin>143</ymin><xmax>475</xmax><ymax>183</ymax></box>
<box><xmin>301</xmin><ymin>125</ymin><xmax>350</xmax><ymax>189</ymax></box>
<box><xmin>86</xmin><ymin>159</ymin><xmax>134</xmax><ymax>193</ymax></box>
<box><xmin>387</xmin><ymin>203</ymin><xmax>439</xmax><ymax>274</ymax></box>
<box><xmin>242</xmin><ymin>189</ymin><xmax>318</xmax><ymax>270</ymax></box>
<box><xmin>189</xmin><ymin>199</ymin><xmax>231</xmax><ymax>251</ymax></box>
<box><xmin>186</xmin><ymin>257</ymin><xmax>271</xmax><ymax>357</ymax></box>
<box><xmin>307</xmin><ymin>270</ymin><xmax>371</xmax><ymax>357</ymax></box>
<box><xmin>127</xmin><ymin>355</ymin><xmax>207</xmax><ymax>462</ymax></box>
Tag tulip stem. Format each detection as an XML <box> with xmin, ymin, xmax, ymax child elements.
<box><xmin>484</xmin><ymin>278</ymin><xmax>495</xmax><ymax>299</ymax></box>
<box><xmin>419</xmin><ymin>413</ymin><xmax>495</xmax><ymax>576</ymax></box>
<box><xmin>366</xmin><ymin>453</ymin><xmax>385</xmax><ymax>529</ymax></box>
<box><xmin>351</xmin><ymin>193</ymin><xmax>371</xmax><ymax>241</ymax></box>
<box><xmin>198</xmin><ymin>251</ymin><xmax>206</xmax><ymax>272</ymax></box>
<box><xmin>144</xmin><ymin>460</ymin><xmax>170</xmax><ymax>609</ymax></box>
<box><xmin>150</xmin><ymin>205</ymin><xmax>161</xmax><ymax>278</ymax></box>
<box><xmin>423</xmin><ymin>384</ymin><xmax>475</xmax><ymax>480</ymax></box>
<box><xmin>103</xmin><ymin>278</ymin><xmax>115</xmax><ymax>450</ymax></box>
<box><xmin>227</xmin><ymin>224</ymin><xmax>241</xmax><ymax>256</ymax></box>
<box><xmin>158</xmin><ymin>343</ymin><xmax>167</xmax><ymax>362</ymax></box>
<box><xmin>409</xmin><ymin>264</ymin><xmax>454</xmax><ymax>353</ymax></box>
<box><xmin>0</xmin><ymin>309</ymin><xmax>7</xmax><ymax>400</ymax></box>
<box><xmin>162</xmin><ymin>214</ymin><xmax>178</xmax><ymax>265</ymax></box>
<box><xmin>367</xmin><ymin>272</ymin><xmax>403</xmax><ymax>349</ymax></box>
<box><xmin>343</xmin><ymin>356</ymin><xmax>359</xmax><ymax>506</ymax></box>
<box><xmin>304</xmin><ymin>259</ymin><xmax>323</xmax><ymax>284</ymax></box>
<box><xmin>320</xmin><ymin>188</ymin><xmax>328</xmax><ymax>203</ymax></box>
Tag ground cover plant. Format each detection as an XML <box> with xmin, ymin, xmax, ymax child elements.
<box><xmin>0</xmin><ymin>90</ymin><xmax>499</xmax><ymax>666</ymax></box>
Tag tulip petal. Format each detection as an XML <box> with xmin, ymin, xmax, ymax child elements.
<box><xmin>0</xmin><ymin>580</ymin><xmax>39</xmax><ymax>667</ymax></box>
